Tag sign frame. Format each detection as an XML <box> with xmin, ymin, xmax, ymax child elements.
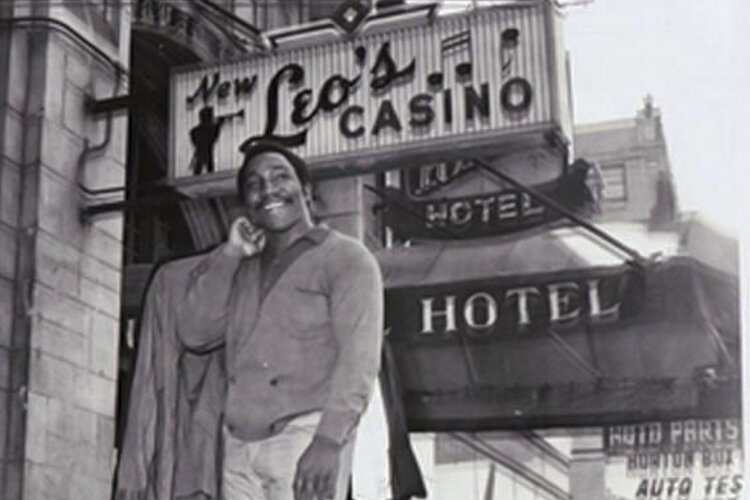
<box><xmin>167</xmin><ymin>2</ymin><xmax>572</xmax><ymax>193</ymax></box>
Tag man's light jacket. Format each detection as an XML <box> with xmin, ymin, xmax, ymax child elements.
<box><xmin>115</xmin><ymin>228</ymin><xmax>384</xmax><ymax>499</ymax></box>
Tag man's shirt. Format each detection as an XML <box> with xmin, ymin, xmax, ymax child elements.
<box><xmin>178</xmin><ymin>227</ymin><xmax>383</xmax><ymax>446</ymax></box>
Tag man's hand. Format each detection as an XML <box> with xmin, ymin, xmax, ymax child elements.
<box><xmin>224</xmin><ymin>216</ymin><xmax>265</xmax><ymax>258</ymax></box>
<box><xmin>294</xmin><ymin>436</ymin><xmax>342</xmax><ymax>500</ymax></box>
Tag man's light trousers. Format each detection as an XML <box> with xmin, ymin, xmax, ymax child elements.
<box><xmin>223</xmin><ymin>412</ymin><xmax>355</xmax><ymax>500</ymax></box>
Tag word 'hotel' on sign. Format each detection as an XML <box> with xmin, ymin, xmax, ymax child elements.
<box><xmin>420</xmin><ymin>278</ymin><xmax>620</xmax><ymax>336</ymax></box>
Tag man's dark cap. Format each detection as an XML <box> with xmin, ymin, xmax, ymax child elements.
<box><xmin>237</xmin><ymin>140</ymin><xmax>311</xmax><ymax>197</ymax></box>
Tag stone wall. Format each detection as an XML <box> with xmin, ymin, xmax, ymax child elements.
<box><xmin>0</xmin><ymin>4</ymin><xmax>130</xmax><ymax>499</ymax></box>
<box><xmin>0</xmin><ymin>5</ymin><xmax>32</xmax><ymax>498</ymax></box>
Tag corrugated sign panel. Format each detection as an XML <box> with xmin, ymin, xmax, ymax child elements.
<box><xmin>170</xmin><ymin>5</ymin><xmax>561</xmax><ymax>179</ymax></box>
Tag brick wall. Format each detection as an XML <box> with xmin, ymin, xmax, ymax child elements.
<box><xmin>0</xmin><ymin>5</ymin><xmax>129</xmax><ymax>499</ymax></box>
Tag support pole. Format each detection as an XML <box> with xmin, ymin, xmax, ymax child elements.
<box><xmin>474</xmin><ymin>159</ymin><xmax>646</xmax><ymax>265</ymax></box>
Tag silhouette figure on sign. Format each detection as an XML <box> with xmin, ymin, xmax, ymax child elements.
<box><xmin>189</xmin><ymin>106</ymin><xmax>245</xmax><ymax>175</ymax></box>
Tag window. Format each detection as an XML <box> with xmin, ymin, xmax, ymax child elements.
<box><xmin>600</xmin><ymin>164</ymin><xmax>627</xmax><ymax>201</ymax></box>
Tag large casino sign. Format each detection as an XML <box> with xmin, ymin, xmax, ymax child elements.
<box><xmin>170</xmin><ymin>3</ymin><xmax>571</xmax><ymax>179</ymax></box>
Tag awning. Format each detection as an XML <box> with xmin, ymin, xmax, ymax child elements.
<box><xmin>376</xmin><ymin>222</ymin><xmax>682</xmax><ymax>286</ymax></box>
<box><xmin>376</xmin><ymin>223</ymin><xmax>740</xmax><ymax>431</ymax></box>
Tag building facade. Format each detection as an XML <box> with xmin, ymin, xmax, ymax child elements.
<box><xmin>575</xmin><ymin>96</ymin><xmax>676</xmax><ymax>226</ymax></box>
<box><xmin>0</xmin><ymin>2</ymin><xmax>739</xmax><ymax>500</ymax></box>
<box><xmin>0</xmin><ymin>3</ymin><xmax>131</xmax><ymax>498</ymax></box>
<box><xmin>567</xmin><ymin>99</ymin><xmax>741</xmax><ymax>500</ymax></box>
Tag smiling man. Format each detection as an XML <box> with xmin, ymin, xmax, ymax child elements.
<box><xmin>177</xmin><ymin>140</ymin><xmax>384</xmax><ymax>500</ymax></box>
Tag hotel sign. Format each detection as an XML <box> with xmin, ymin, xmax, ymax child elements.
<box><xmin>382</xmin><ymin>159</ymin><xmax>594</xmax><ymax>240</ymax></box>
<box><xmin>170</xmin><ymin>4</ymin><xmax>564</xmax><ymax>179</ymax></box>
<box><xmin>386</xmin><ymin>265</ymin><xmax>633</xmax><ymax>342</ymax></box>
<box><xmin>381</xmin><ymin>256</ymin><xmax>739</xmax><ymax>432</ymax></box>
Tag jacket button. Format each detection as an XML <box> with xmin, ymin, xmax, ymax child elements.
<box><xmin>270</xmin><ymin>378</ymin><xmax>279</xmax><ymax>386</ymax></box>
<box><xmin>261</xmin><ymin>362</ymin><xmax>269</xmax><ymax>369</ymax></box>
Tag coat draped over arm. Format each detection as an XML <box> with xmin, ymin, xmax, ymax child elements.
<box><xmin>114</xmin><ymin>256</ymin><xmax>227</xmax><ymax>500</ymax></box>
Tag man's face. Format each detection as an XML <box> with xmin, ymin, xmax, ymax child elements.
<box><xmin>241</xmin><ymin>152</ymin><xmax>312</xmax><ymax>233</ymax></box>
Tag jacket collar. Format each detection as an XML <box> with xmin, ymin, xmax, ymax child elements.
<box><xmin>300</xmin><ymin>225</ymin><xmax>331</xmax><ymax>245</ymax></box>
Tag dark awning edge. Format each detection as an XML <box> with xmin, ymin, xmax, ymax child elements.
<box><xmin>403</xmin><ymin>376</ymin><xmax>741</xmax><ymax>432</ymax></box>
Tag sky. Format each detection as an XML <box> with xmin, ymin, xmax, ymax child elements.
<box><xmin>437</xmin><ymin>0</ymin><xmax>748</xmax><ymax>234</ymax></box>
<box><xmin>562</xmin><ymin>0</ymin><xmax>748</xmax><ymax>235</ymax></box>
